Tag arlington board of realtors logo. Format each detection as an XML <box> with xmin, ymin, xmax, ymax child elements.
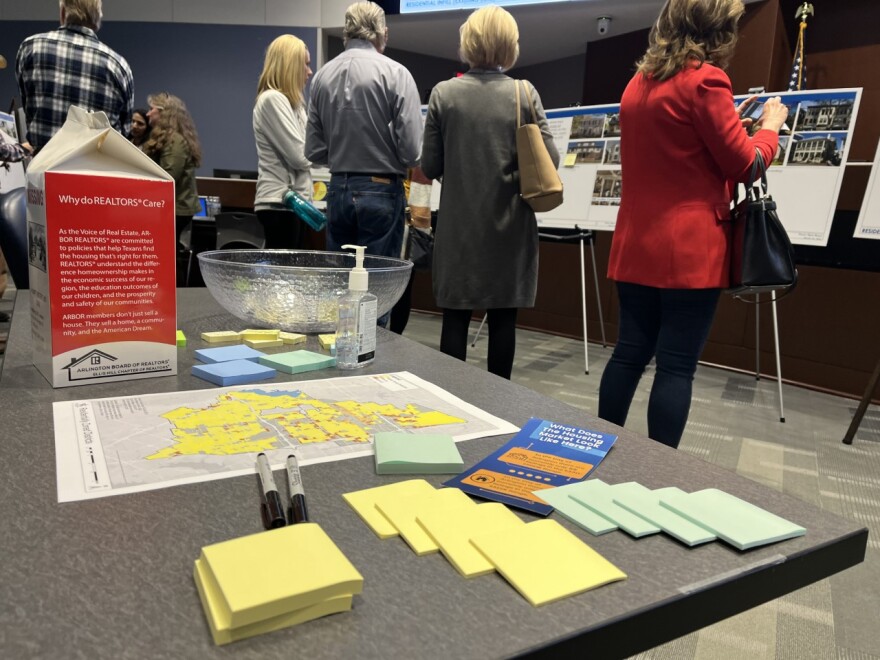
<box><xmin>63</xmin><ymin>349</ymin><xmax>173</xmax><ymax>381</ymax></box>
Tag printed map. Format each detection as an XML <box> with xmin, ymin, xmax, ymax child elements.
<box><xmin>54</xmin><ymin>372</ymin><xmax>518</xmax><ymax>502</ymax></box>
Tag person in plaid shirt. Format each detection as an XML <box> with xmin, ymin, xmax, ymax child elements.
<box><xmin>15</xmin><ymin>0</ymin><xmax>133</xmax><ymax>153</ymax></box>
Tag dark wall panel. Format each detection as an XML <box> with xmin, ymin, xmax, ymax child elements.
<box><xmin>0</xmin><ymin>21</ymin><xmax>317</xmax><ymax>176</ymax></box>
<box><xmin>510</xmin><ymin>53</ymin><xmax>587</xmax><ymax>109</ymax></box>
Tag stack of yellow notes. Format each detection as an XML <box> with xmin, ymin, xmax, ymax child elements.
<box><xmin>470</xmin><ymin>519</ymin><xmax>627</xmax><ymax>606</ymax></box>
<box><xmin>342</xmin><ymin>480</ymin><xmax>626</xmax><ymax>606</ymax></box>
<box><xmin>193</xmin><ymin>523</ymin><xmax>363</xmax><ymax>645</ymax></box>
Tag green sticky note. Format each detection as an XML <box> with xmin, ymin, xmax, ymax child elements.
<box><xmin>532</xmin><ymin>483</ymin><xmax>618</xmax><ymax>535</ymax></box>
<box><xmin>609</xmin><ymin>482</ymin><xmax>716</xmax><ymax>546</ymax></box>
<box><xmin>568</xmin><ymin>480</ymin><xmax>661</xmax><ymax>538</ymax></box>
<box><xmin>259</xmin><ymin>350</ymin><xmax>336</xmax><ymax>374</ymax></box>
<box><xmin>658</xmin><ymin>488</ymin><xmax>806</xmax><ymax>551</ymax></box>
<box><xmin>374</xmin><ymin>433</ymin><xmax>464</xmax><ymax>475</ymax></box>
<box><xmin>176</xmin><ymin>330</ymin><xmax>186</xmax><ymax>347</ymax></box>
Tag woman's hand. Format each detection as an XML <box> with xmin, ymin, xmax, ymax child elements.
<box><xmin>735</xmin><ymin>94</ymin><xmax>758</xmax><ymax>130</ymax></box>
<box><xmin>756</xmin><ymin>96</ymin><xmax>789</xmax><ymax>133</ymax></box>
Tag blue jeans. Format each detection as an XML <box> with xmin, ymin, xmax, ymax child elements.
<box><xmin>325</xmin><ymin>174</ymin><xmax>405</xmax><ymax>257</ymax></box>
<box><xmin>598</xmin><ymin>282</ymin><xmax>721</xmax><ymax>449</ymax></box>
<box><xmin>326</xmin><ymin>174</ymin><xmax>405</xmax><ymax>327</ymax></box>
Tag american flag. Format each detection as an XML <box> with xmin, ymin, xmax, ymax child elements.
<box><xmin>788</xmin><ymin>7</ymin><xmax>810</xmax><ymax>91</ymax></box>
<box><xmin>788</xmin><ymin>36</ymin><xmax>806</xmax><ymax>91</ymax></box>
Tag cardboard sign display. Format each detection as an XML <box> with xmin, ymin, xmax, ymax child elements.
<box><xmin>26</xmin><ymin>107</ymin><xmax>177</xmax><ymax>387</ymax></box>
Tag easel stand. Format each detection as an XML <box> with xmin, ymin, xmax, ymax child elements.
<box><xmin>754</xmin><ymin>292</ymin><xmax>786</xmax><ymax>423</ymax></box>
<box><xmin>842</xmin><ymin>354</ymin><xmax>880</xmax><ymax>445</ymax></box>
<box><xmin>470</xmin><ymin>227</ymin><xmax>605</xmax><ymax>374</ymax></box>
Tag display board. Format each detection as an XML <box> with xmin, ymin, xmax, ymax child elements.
<box><xmin>540</xmin><ymin>104</ymin><xmax>620</xmax><ymax>232</ymax></box>
<box><xmin>853</xmin><ymin>138</ymin><xmax>880</xmax><ymax>240</ymax></box>
<box><xmin>538</xmin><ymin>88</ymin><xmax>862</xmax><ymax>248</ymax></box>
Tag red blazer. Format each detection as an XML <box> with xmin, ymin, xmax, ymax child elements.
<box><xmin>607</xmin><ymin>63</ymin><xmax>779</xmax><ymax>288</ymax></box>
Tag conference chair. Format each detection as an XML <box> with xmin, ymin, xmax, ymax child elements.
<box><xmin>214</xmin><ymin>212</ymin><xmax>266</xmax><ymax>250</ymax></box>
<box><xmin>0</xmin><ymin>187</ymin><xmax>28</xmax><ymax>289</ymax></box>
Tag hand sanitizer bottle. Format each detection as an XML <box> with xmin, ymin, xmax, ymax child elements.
<box><xmin>336</xmin><ymin>245</ymin><xmax>377</xmax><ymax>369</ymax></box>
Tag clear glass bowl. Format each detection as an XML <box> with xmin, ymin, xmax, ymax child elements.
<box><xmin>197</xmin><ymin>250</ymin><xmax>413</xmax><ymax>333</ymax></box>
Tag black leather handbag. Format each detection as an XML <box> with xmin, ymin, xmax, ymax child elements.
<box><xmin>727</xmin><ymin>150</ymin><xmax>798</xmax><ymax>299</ymax></box>
<box><xmin>406</xmin><ymin>225</ymin><xmax>434</xmax><ymax>270</ymax></box>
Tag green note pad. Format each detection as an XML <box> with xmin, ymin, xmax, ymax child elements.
<box><xmin>658</xmin><ymin>488</ymin><xmax>806</xmax><ymax>551</ymax></box>
<box><xmin>417</xmin><ymin>503</ymin><xmax>525</xmax><ymax>578</ymax></box>
<box><xmin>259</xmin><ymin>350</ymin><xmax>336</xmax><ymax>374</ymax></box>
<box><xmin>568</xmin><ymin>480</ymin><xmax>661</xmax><ymax>538</ymax></box>
<box><xmin>374</xmin><ymin>433</ymin><xmax>464</xmax><ymax>475</ymax></box>
<box><xmin>470</xmin><ymin>519</ymin><xmax>627</xmax><ymax>607</ymax></box>
<box><xmin>609</xmin><ymin>482</ymin><xmax>716</xmax><ymax>547</ymax></box>
<box><xmin>532</xmin><ymin>483</ymin><xmax>618</xmax><ymax>535</ymax></box>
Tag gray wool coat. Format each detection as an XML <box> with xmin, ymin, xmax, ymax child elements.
<box><xmin>421</xmin><ymin>69</ymin><xmax>559</xmax><ymax>310</ymax></box>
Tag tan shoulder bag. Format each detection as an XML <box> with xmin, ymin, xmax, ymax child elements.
<box><xmin>515</xmin><ymin>79</ymin><xmax>563</xmax><ymax>212</ymax></box>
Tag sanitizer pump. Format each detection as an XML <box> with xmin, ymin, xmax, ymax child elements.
<box><xmin>336</xmin><ymin>245</ymin><xmax>377</xmax><ymax>369</ymax></box>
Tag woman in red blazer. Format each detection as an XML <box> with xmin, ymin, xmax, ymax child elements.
<box><xmin>598</xmin><ymin>0</ymin><xmax>788</xmax><ymax>448</ymax></box>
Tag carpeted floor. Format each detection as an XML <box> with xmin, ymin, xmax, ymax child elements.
<box><xmin>400</xmin><ymin>310</ymin><xmax>880</xmax><ymax>660</ymax></box>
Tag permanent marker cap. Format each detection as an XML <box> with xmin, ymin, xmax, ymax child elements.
<box><xmin>260</xmin><ymin>488</ymin><xmax>287</xmax><ymax>530</ymax></box>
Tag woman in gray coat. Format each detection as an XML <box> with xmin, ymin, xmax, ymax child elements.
<box><xmin>421</xmin><ymin>5</ymin><xmax>559</xmax><ymax>379</ymax></box>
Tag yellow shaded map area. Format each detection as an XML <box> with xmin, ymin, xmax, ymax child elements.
<box><xmin>147</xmin><ymin>390</ymin><xmax>464</xmax><ymax>459</ymax></box>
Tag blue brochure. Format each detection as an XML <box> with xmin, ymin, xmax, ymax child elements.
<box><xmin>444</xmin><ymin>417</ymin><xmax>617</xmax><ymax>515</ymax></box>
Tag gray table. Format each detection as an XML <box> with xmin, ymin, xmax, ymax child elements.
<box><xmin>0</xmin><ymin>290</ymin><xmax>867</xmax><ymax>659</ymax></box>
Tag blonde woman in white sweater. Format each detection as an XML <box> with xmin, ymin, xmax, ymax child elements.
<box><xmin>253</xmin><ymin>35</ymin><xmax>313</xmax><ymax>248</ymax></box>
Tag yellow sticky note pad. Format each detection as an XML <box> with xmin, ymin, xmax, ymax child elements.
<box><xmin>194</xmin><ymin>558</ymin><xmax>352</xmax><ymax>645</ymax></box>
<box><xmin>342</xmin><ymin>479</ymin><xmax>436</xmax><ymax>538</ymax></box>
<box><xmin>200</xmin><ymin>331</ymin><xmax>242</xmax><ymax>344</ymax></box>
<box><xmin>318</xmin><ymin>333</ymin><xmax>336</xmax><ymax>349</ymax></box>
<box><xmin>470</xmin><ymin>519</ymin><xmax>626</xmax><ymax>606</ymax></box>
<box><xmin>564</xmin><ymin>152</ymin><xmax>578</xmax><ymax>167</ymax></box>
<box><xmin>279</xmin><ymin>331</ymin><xmax>307</xmax><ymax>345</ymax></box>
<box><xmin>244</xmin><ymin>338</ymin><xmax>284</xmax><ymax>349</ymax></box>
<box><xmin>417</xmin><ymin>503</ymin><xmax>525</xmax><ymax>578</ymax></box>
<box><xmin>196</xmin><ymin>523</ymin><xmax>363</xmax><ymax>629</ymax></box>
<box><xmin>176</xmin><ymin>330</ymin><xmax>186</xmax><ymax>347</ymax></box>
<box><xmin>240</xmin><ymin>328</ymin><xmax>281</xmax><ymax>341</ymax></box>
<box><xmin>374</xmin><ymin>487</ymin><xmax>475</xmax><ymax>555</ymax></box>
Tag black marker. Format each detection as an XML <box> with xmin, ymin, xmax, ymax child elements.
<box><xmin>286</xmin><ymin>454</ymin><xmax>309</xmax><ymax>524</ymax></box>
<box><xmin>256</xmin><ymin>453</ymin><xmax>286</xmax><ymax>529</ymax></box>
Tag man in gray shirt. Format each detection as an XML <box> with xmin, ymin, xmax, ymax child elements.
<box><xmin>305</xmin><ymin>1</ymin><xmax>422</xmax><ymax>263</ymax></box>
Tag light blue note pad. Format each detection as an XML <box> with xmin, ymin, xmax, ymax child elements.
<box><xmin>374</xmin><ymin>433</ymin><xmax>464</xmax><ymax>474</ymax></box>
<box><xmin>532</xmin><ymin>483</ymin><xmax>618</xmax><ymax>535</ymax></box>
<box><xmin>194</xmin><ymin>345</ymin><xmax>267</xmax><ymax>364</ymax></box>
<box><xmin>192</xmin><ymin>360</ymin><xmax>277</xmax><ymax>386</ymax></box>
<box><xmin>609</xmin><ymin>482</ymin><xmax>716</xmax><ymax>546</ymax></box>
<box><xmin>658</xmin><ymin>488</ymin><xmax>806</xmax><ymax>551</ymax></box>
<box><xmin>568</xmin><ymin>479</ymin><xmax>661</xmax><ymax>538</ymax></box>
<box><xmin>259</xmin><ymin>350</ymin><xmax>336</xmax><ymax>374</ymax></box>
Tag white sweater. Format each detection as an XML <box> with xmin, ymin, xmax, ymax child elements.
<box><xmin>253</xmin><ymin>89</ymin><xmax>312</xmax><ymax>209</ymax></box>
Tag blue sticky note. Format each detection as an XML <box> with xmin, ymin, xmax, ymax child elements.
<box><xmin>192</xmin><ymin>360</ymin><xmax>277</xmax><ymax>386</ymax></box>
<box><xmin>194</xmin><ymin>345</ymin><xmax>267</xmax><ymax>364</ymax></box>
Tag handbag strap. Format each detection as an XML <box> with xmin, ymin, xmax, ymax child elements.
<box><xmin>515</xmin><ymin>80</ymin><xmax>522</xmax><ymax>129</ymax></box>
<box><xmin>733</xmin><ymin>148</ymin><xmax>770</xmax><ymax>208</ymax></box>
<box><xmin>515</xmin><ymin>79</ymin><xmax>539</xmax><ymax>129</ymax></box>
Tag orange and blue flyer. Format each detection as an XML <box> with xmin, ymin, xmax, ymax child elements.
<box><xmin>444</xmin><ymin>417</ymin><xmax>617</xmax><ymax>515</ymax></box>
